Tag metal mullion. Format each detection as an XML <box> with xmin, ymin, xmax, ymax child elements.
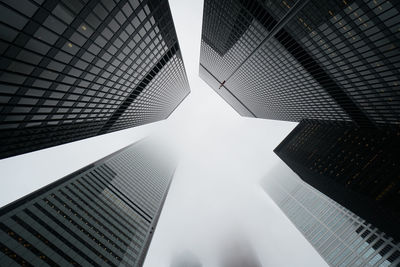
<box><xmin>16</xmin><ymin>0</ymin><xmax>99</xmax><ymax>127</ymax></box>
<box><xmin>62</xmin><ymin>186</ymin><xmax>132</xmax><ymax>246</ymax></box>
<box><xmin>330</xmin><ymin>4</ymin><xmax>395</xmax><ymax>92</ymax></box>
<box><xmin>40</xmin><ymin>198</ymin><xmax>117</xmax><ymax>266</ymax></box>
<box><xmin>99</xmin><ymin>42</ymin><xmax>179</xmax><ymax>133</ymax></box>
<box><xmin>53</xmin><ymin>193</ymin><xmax>125</xmax><ymax>259</ymax></box>
<box><xmin>69</xmin><ymin>181</ymin><xmax>142</xmax><ymax>237</ymax></box>
<box><xmin>2</xmin><ymin>108</ymin><xmax>118</xmax><ymax>121</ymax></box>
<box><xmin>273</xmin><ymin>31</ymin><xmax>373</xmax><ymax>118</ymax></box>
<box><xmin>305</xmin><ymin>10</ymin><xmax>397</xmax><ymax>120</ymax></box>
<box><xmin>0</xmin><ymin>65</ymin><xmax>129</xmax><ymax>100</ymax></box>
<box><xmin>224</xmin><ymin>0</ymin><xmax>310</xmax><ymax>83</ymax></box>
<box><xmin>73</xmin><ymin>0</ymin><xmax>162</xmax><ymax>119</ymax></box>
<box><xmin>0</xmin><ymin>0</ymin><xmax>58</xmax><ymax>70</ymax></box>
<box><xmin>0</xmin><ymin>1</ymin><xmax>60</xmax><ymax>122</ymax></box>
<box><xmin>2</xmin><ymin>120</ymin><xmax>104</xmax><ymax>142</ymax></box>
<box><xmin>110</xmin><ymin>6</ymin><xmax>170</xmax><ymax>86</ymax></box>
<box><xmin>84</xmin><ymin>174</ymin><xmax>152</xmax><ymax>226</ymax></box>
<box><xmin>0</xmin><ymin>40</ymin><xmax>134</xmax><ymax>92</ymax></box>
<box><xmin>53</xmin><ymin>0</ymin><xmax>127</xmax><ymax>122</ymax></box>
<box><xmin>0</xmin><ymin>81</ymin><xmax>124</xmax><ymax>105</ymax></box>
<box><xmin>200</xmin><ymin>63</ymin><xmax>256</xmax><ymax>117</ymax></box>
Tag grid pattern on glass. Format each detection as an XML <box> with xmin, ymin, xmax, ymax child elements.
<box><xmin>200</xmin><ymin>0</ymin><xmax>352</xmax><ymax>122</ymax></box>
<box><xmin>106</xmin><ymin>144</ymin><xmax>174</xmax><ymax>218</ymax></box>
<box><xmin>264</xmin><ymin>173</ymin><xmax>400</xmax><ymax>267</ymax></box>
<box><xmin>199</xmin><ymin>0</ymin><xmax>399</xmax><ymax>126</ymax></box>
<box><xmin>0</xmin><ymin>0</ymin><xmax>190</xmax><ymax>159</ymax></box>
<box><xmin>114</xmin><ymin>53</ymin><xmax>189</xmax><ymax>130</ymax></box>
<box><xmin>199</xmin><ymin>64</ymin><xmax>255</xmax><ymax>117</ymax></box>
<box><xmin>0</xmin><ymin>139</ymin><xmax>176</xmax><ymax>266</ymax></box>
<box><xmin>274</xmin><ymin>119</ymin><xmax>400</xmax><ymax>254</ymax></box>
<box><xmin>286</xmin><ymin>0</ymin><xmax>400</xmax><ymax>125</ymax></box>
<box><xmin>200</xmin><ymin>0</ymin><xmax>280</xmax><ymax>82</ymax></box>
<box><xmin>275</xmin><ymin>119</ymin><xmax>400</xmax><ymax>231</ymax></box>
<box><xmin>226</xmin><ymin>36</ymin><xmax>351</xmax><ymax>122</ymax></box>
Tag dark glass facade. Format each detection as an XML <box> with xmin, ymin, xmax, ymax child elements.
<box><xmin>0</xmin><ymin>0</ymin><xmax>190</xmax><ymax>159</ymax></box>
<box><xmin>201</xmin><ymin>1</ymin><xmax>400</xmax><ymax>260</ymax></box>
<box><xmin>274</xmin><ymin>120</ymin><xmax>400</xmax><ymax>241</ymax></box>
<box><xmin>262</xmin><ymin>169</ymin><xmax>400</xmax><ymax>266</ymax></box>
<box><xmin>0</xmin><ymin>139</ymin><xmax>177</xmax><ymax>266</ymax></box>
<box><xmin>200</xmin><ymin>0</ymin><xmax>399</xmax><ymax>126</ymax></box>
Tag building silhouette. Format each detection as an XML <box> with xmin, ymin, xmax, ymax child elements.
<box><xmin>200</xmin><ymin>0</ymin><xmax>399</xmax><ymax>126</ymax></box>
<box><xmin>274</xmin><ymin>119</ymin><xmax>400</xmax><ymax>241</ymax></box>
<box><xmin>200</xmin><ymin>0</ymin><xmax>400</xmax><ymax>254</ymax></box>
<box><xmin>262</xmin><ymin>165</ymin><xmax>400</xmax><ymax>266</ymax></box>
<box><xmin>0</xmin><ymin>138</ymin><xmax>177</xmax><ymax>266</ymax></box>
<box><xmin>0</xmin><ymin>0</ymin><xmax>190</xmax><ymax>159</ymax></box>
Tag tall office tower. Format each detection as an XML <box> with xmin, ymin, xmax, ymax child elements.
<box><xmin>0</xmin><ymin>0</ymin><xmax>190</xmax><ymax>159</ymax></box>
<box><xmin>200</xmin><ymin>0</ymin><xmax>399</xmax><ymax>125</ymax></box>
<box><xmin>262</xmin><ymin>166</ymin><xmax>400</xmax><ymax>267</ymax></box>
<box><xmin>201</xmin><ymin>0</ymin><xmax>400</xmax><ymax>253</ymax></box>
<box><xmin>274</xmin><ymin>119</ymin><xmax>400</xmax><ymax>242</ymax></box>
<box><xmin>0</xmin><ymin>139</ymin><xmax>176</xmax><ymax>266</ymax></box>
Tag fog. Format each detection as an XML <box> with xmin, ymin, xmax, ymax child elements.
<box><xmin>0</xmin><ymin>121</ymin><xmax>162</xmax><ymax>208</ymax></box>
<box><xmin>218</xmin><ymin>229</ymin><xmax>262</xmax><ymax>267</ymax></box>
<box><xmin>144</xmin><ymin>0</ymin><xmax>327</xmax><ymax>266</ymax></box>
<box><xmin>0</xmin><ymin>0</ymin><xmax>328</xmax><ymax>266</ymax></box>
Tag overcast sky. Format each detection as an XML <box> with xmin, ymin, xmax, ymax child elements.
<box><xmin>145</xmin><ymin>0</ymin><xmax>327</xmax><ymax>266</ymax></box>
<box><xmin>0</xmin><ymin>0</ymin><xmax>328</xmax><ymax>266</ymax></box>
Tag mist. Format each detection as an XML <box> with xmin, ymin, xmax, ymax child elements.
<box><xmin>144</xmin><ymin>1</ymin><xmax>328</xmax><ymax>266</ymax></box>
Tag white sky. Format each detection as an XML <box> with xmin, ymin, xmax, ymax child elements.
<box><xmin>0</xmin><ymin>0</ymin><xmax>328</xmax><ymax>266</ymax></box>
<box><xmin>146</xmin><ymin>0</ymin><xmax>327</xmax><ymax>266</ymax></box>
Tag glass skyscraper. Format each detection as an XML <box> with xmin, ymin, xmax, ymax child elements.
<box><xmin>200</xmin><ymin>0</ymin><xmax>399</xmax><ymax>126</ymax></box>
<box><xmin>274</xmin><ymin>119</ymin><xmax>400</xmax><ymax>242</ymax></box>
<box><xmin>0</xmin><ymin>138</ymin><xmax>177</xmax><ymax>266</ymax></box>
<box><xmin>262</xmin><ymin>168</ymin><xmax>400</xmax><ymax>266</ymax></box>
<box><xmin>0</xmin><ymin>0</ymin><xmax>190</xmax><ymax>159</ymax></box>
<box><xmin>200</xmin><ymin>1</ymin><xmax>400</xmax><ymax>258</ymax></box>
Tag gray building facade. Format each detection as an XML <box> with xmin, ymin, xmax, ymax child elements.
<box><xmin>0</xmin><ymin>0</ymin><xmax>190</xmax><ymax>159</ymax></box>
<box><xmin>201</xmin><ymin>2</ymin><xmax>400</xmax><ymax>261</ymax></box>
<box><xmin>200</xmin><ymin>0</ymin><xmax>399</xmax><ymax>127</ymax></box>
<box><xmin>0</xmin><ymin>138</ymin><xmax>177</xmax><ymax>266</ymax></box>
<box><xmin>262</xmin><ymin>168</ymin><xmax>400</xmax><ymax>266</ymax></box>
<box><xmin>274</xmin><ymin>119</ymin><xmax>400</xmax><ymax>242</ymax></box>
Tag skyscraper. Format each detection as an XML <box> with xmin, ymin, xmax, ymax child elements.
<box><xmin>200</xmin><ymin>0</ymin><xmax>400</xmax><ymax>250</ymax></box>
<box><xmin>0</xmin><ymin>138</ymin><xmax>176</xmax><ymax>266</ymax></box>
<box><xmin>262</xmin><ymin>165</ymin><xmax>400</xmax><ymax>267</ymax></box>
<box><xmin>200</xmin><ymin>0</ymin><xmax>399</xmax><ymax>126</ymax></box>
<box><xmin>0</xmin><ymin>0</ymin><xmax>190</xmax><ymax>159</ymax></box>
<box><xmin>274</xmin><ymin>119</ymin><xmax>400</xmax><ymax>242</ymax></box>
